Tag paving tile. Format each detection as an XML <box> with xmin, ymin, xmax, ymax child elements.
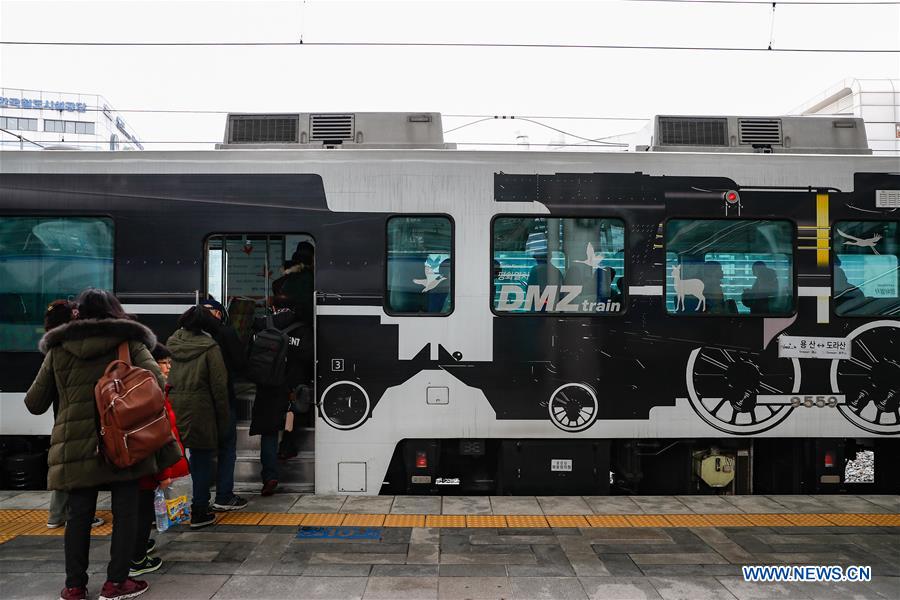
<box><xmin>363</xmin><ymin>576</ymin><xmax>438</xmax><ymax>599</ymax></box>
<box><xmin>721</xmin><ymin>496</ymin><xmax>790</xmax><ymax>514</ymax></box>
<box><xmin>580</xmin><ymin>576</ymin><xmax>663</xmax><ymax>599</ymax></box>
<box><xmin>547</xmin><ymin>515</ymin><xmax>590</xmax><ymax>528</ymax></box>
<box><xmin>629</xmin><ymin>496</ymin><xmax>692</xmax><ymax>514</ymax></box>
<box><xmin>467</xmin><ymin>515</ymin><xmax>507</xmax><ymax>528</ymax></box>
<box><xmin>630</xmin><ymin>552</ymin><xmax>728</xmax><ymax>565</ymax></box>
<box><xmin>676</xmin><ymin>496</ymin><xmax>739</xmax><ymax>514</ymax></box>
<box><xmin>716</xmin><ymin>576</ymin><xmax>815</xmax><ymax>599</ymax></box>
<box><xmin>763</xmin><ymin>496</ymin><xmax>821</xmax><ymax>514</ymax></box>
<box><xmin>410</xmin><ymin>527</ymin><xmax>439</xmax><ymax>545</ymax></box>
<box><xmin>504</xmin><ymin>515</ymin><xmax>549</xmax><ymax>528</ymax></box>
<box><xmin>391</xmin><ymin>496</ymin><xmax>442</xmax><ymax>515</ymax></box>
<box><xmin>439</xmin><ymin>552</ymin><xmax>537</xmax><ymax>565</ymax></box>
<box><xmin>309</xmin><ymin>552</ymin><xmax>408</xmax><ymax>564</ymax></box>
<box><xmin>439</xmin><ymin>564</ymin><xmax>509</xmax><ymax>577</ymax></box>
<box><xmin>213</xmin><ymin>575</ymin><xmax>368</xmax><ymax>599</ymax></box>
<box><xmin>856</xmin><ymin>495</ymin><xmax>900</xmax><ymax>512</ymax></box>
<box><xmin>372</xmin><ymin>564</ymin><xmax>439</xmax><ymax>577</ymax></box>
<box><xmin>288</xmin><ymin>495</ymin><xmax>347</xmax><ymax>513</ymax></box>
<box><xmin>165</xmin><ymin>561</ymin><xmax>244</xmax><ymax>574</ymax></box>
<box><xmin>489</xmin><ymin>496</ymin><xmax>543</xmax><ymax>515</ymax></box>
<box><xmin>243</xmin><ymin>492</ymin><xmax>302</xmax><ymax>513</ymax></box>
<box><xmin>537</xmin><ymin>496</ymin><xmax>593</xmax><ymax>515</ymax></box>
<box><xmin>298</xmin><ymin>564</ymin><xmax>372</xmax><ymax>577</ymax></box>
<box><xmin>792</xmin><ymin>580</ymin><xmax>893</xmax><ymax>600</ymax></box>
<box><xmin>0</xmin><ymin>571</ymin><xmax>68</xmax><ymax>599</ymax></box>
<box><xmin>407</xmin><ymin>543</ymin><xmax>440</xmax><ymax>564</ymax></box>
<box><xmin>385</xmin><ymin>514</ymin><xmax>426</xmax><ymax>527</ymax></box>
<box><xmin>438</xmin><ymin>576</ymin><xmax>511</xmax><ymax>600</ymax></box>
<box><xmin>584</xmin><ymin>496</ymin><xmax>644</xmax><ymax>514</ymax></box>
<box><xmin>235</xmin><ymin>532</ymin><xmax>295</xmax><ymax>576</ymax></box>
<box><xmin>580</xmin><ymin>527</ymin><xmax>672</xmax><ymax>542</ymax></box>
<box><xmin>809</xmin><ymin>495</ymin><xmax>890</xmax><ymax>514</ymax></box>
<box><xmin>342</xmin><ymin>496</ymin><xmax>395</xmax><ymax>514</ymax></box>
<box><xmin>442</xmin><ymin>496</ymin><xmax>492</xmax><ymax>515</ymax></box>
<box><xmin>640</xmin><ymin>565</ymin><xmax>744</xmax><ymax>577</ymax></box>
<box><xmin>341</xmin><ymin>514</ymin><xmax>386</xmax><ymax>527</ymax></box>
<box><xmin>507</xmin><ymin>563</ymin><xmax>576</xmax><ymax>576</ymax></box>
<box><xmin>0</xmin><ymin>494</ymin><xmax>52</xmax><ymax>509</ymax></box>
<box><xmin>595</xmin><ymin>553</ymin><xmax>647</xmax><ymax>577</ymax></box>
<box><xmin>649</xmin><ymin>576</ymin><xmax>738</xmax><ymax>600</ymax></box>
<box><xmin>509</xmin><ymin>576</ymin><xmax>588</xmax><ymax>599</ymax></box>
<box><xmin>142</xmin><ymin>574</ymin><xmax>230</xmax><ymax>599</ymax></box>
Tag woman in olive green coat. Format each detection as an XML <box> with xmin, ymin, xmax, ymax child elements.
<box><xmin>166</xmin><ymin>306</ymin><xmax>230</xmax><ymax>528</ymax></box>
<box><xmin>25</xmin><ymin>289</ymin><xmax>181</xmax><ymax>600</ymax></box>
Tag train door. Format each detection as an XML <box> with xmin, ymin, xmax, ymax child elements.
<box><xmin>206</xmin><ymin>233</ymin><xmax>316</xmax><ymax>493</ymax></box>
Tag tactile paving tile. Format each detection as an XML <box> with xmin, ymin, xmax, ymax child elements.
<box><xmin>217</xmin><ymin>512</ymin><xmax>266</xmax><ymax>525</ymax></box>
<box><xmin>864</xmin><ymin>514</ymin><xmax>900</xmax><ymax>527</ymax></box>
<box><xmin>466</xmin><ymin>515</ymin><xmax>507</xmax><ymax>528</ymax></box>
<box><xmin>341</xmin><ymin>514</ymin><xmax>386</xmax><ymax>527</ymax></box>
<box><xmin>90</xmin><ymin>523</ymin><xmax>113</xmax><ymax>536</ymax></box>
<box><xmin>31</xmin><ymin>525</ymin><xmax>66</xmax><ymax>536</ymax></box>
<box><xmin>625</xmin><ymin>515</ymin><xmax>669</xmax><ymax>528</ymax></box>
<box><xmin>0</xmin><ymin>534</ymin><xmax>15</xmax><ymax>544</ymax></box>
<box><xmin>259</xmin><ymin>513</ymin><xmax>306</xmax><ymax>526</ymax></box>
<box><xmin>819</xmin><ymin>513</ymin><xmax>877</xmax><ymax>527</ymax></box>
<box><xmin>302</xmin><ymin>513</ymin><xmax>346</xmax><ymax>526</ymax></box>
<box><xmin>743</xmin><ymin>514</ymin><xmax>793</xmax><ymax>527</ymax></box>
<box><xmin>425</xmin><ymin>515</ymin><xmax>466</xmax><ymax>528</ymax></box>
<box><xmin>702</xmin><ymin>514</ymin><xmax>753</xmax><ymax>527</ymax></box>
<box><xmin>782</xmin><ymin>514</ymin><xmax>832</xmax><ymax>527</ymax></box>
<box><xmin>664</xmin><ymin>514</ymin><xmax>713</xmax><ymax>527</ymax></box>
<box><xmin>505</xmin><ymin>515</ymin><xmax>549</xmax><ymax>528</ymax></box>
<box><xmin>383</xmin><ymin>514</ymin><xmax>425</xmax><ymax>528</ymax></box>
<box><xmin>546</xmin><ymin>515</ymin><xmax>589</xmax><ymax>528</ymax></box>
<box><xmin>0</xmin><ymin>510</ymin><xmax>45</xmax><ymax>523</ymax></box>
<box><xmin>0</xmin><ymin>521</ymin><xmax>46</xmax><ymax>536</ymax></box>
<box><xmin>585</xmin><ymin>515</ymin><xmax>631</xmax><ymax>528</ymax></box>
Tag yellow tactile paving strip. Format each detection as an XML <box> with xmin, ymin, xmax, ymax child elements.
<box><xmin>0</xmin><ymin>509</ymin><xmax>896</xmax><ymax>542</ymax></box>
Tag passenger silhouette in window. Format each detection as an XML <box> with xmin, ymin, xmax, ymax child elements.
<box><xmin>429</xmin><ymin>257</ymin><xmax>452</xmax><ymax>313</ymax></box>
<box><xmin>702</xmin><ymin>261</ymin><xmax>735</xmax><ymax>314</ymax></box>
<box><xmin>527</xmin><ymin>252</ymin><xmax>563</xmax><ymax>313</ymax></box>
<box><xmin>833</xmin><ymin>255</ymin><xmax>865</xmax><ymax>312</ymax></box>
<box><xmin>742</xmin><ymin>261</ymin><xmax>778</xmax><ymax>314</ymax></box>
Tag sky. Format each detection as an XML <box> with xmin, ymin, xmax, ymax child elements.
<box><xmin>0</xmin><ymin>0</ymin><xmax>898</xmax><ymax>150</ymax></box>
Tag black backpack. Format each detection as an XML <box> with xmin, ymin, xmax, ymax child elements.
<box><xmin>246</xmin><ymin>315</ymin><xmax>301</xmax><ymax>386</ymax></box>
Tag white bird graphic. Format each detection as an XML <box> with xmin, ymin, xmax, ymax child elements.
<box><xmin>574</xmin><ymin>242</ymin><xmax>604</xmax><ymax>269</ymax></box>
<box><xmin>413</xmin><ymin>264</ymin><xmax>446</xmax><ymax>293</ymax></box>
<box><xmin>836</xmin><ymin>229</ymin><xmax>882</xmax><ymax>254</ymax></box>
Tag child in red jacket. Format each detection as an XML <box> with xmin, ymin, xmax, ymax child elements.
<box><xmin>130</xmin><ymin>345</ymin><xmax>190</xmax><ymax>576</ymax></box>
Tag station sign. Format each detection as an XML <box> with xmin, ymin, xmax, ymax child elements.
<box><xmin>777</xmin><ymin>335</ymin><xmax>851</xmax><ymax>359</ymax></box>
<box><xmin>0</xmin><ymin>96</ymin><xmax>87</xmax><ymax>112</ymax></box>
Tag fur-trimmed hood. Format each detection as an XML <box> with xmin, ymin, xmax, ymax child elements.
<box><xmin>39</xmin><ymin>318</ymin><xmax>157</xmax><ymax>357</ymax></box>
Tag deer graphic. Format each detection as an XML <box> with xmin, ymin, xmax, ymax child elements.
<box><xmin>672</xmin><ymin>265</ymin><xmax>706</xmax><ymax>312</ymax></box>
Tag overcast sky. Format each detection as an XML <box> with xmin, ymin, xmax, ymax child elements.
<box><xmin>1</xmin><ymin>0</ymin><xmax>898</xmax><ymax>149</ymax></box>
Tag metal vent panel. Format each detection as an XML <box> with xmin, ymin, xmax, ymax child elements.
<box><xmin>229</xmin><ymin>115</ymin><xmax>298</xmax><ymax>144</ymax></box>
<box><xmin>310</xmin><ymin>114</ymin><xmax>354</xmax><ymax>141</ymax></box>
<box><xmin>876</xmin><ymin>189</ymin><xmax>900</xmax><ymax>208</ymax></box>
<box><xmin>658</xmin><ymin>117</ymin><xmax>727</xmax><ymax>146</ymax></box>
<box><xmin>739</xmin><ymin>119</ymin><xmax>782</xmax><ymax>145</ymax></box>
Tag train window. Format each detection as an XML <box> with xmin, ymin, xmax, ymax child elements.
<box><xmin>385</xmin><ymin>216</ymin><xmax>453</xmax><ymax>315</ymax></box>
<box><xmin>492</xmin><ymin>217</ymin><xmax>625</xmax><ymax>314</ymax></box>
<box><xmin>0</xmin><ymin>216</ymin><xmax>114</xmax><ymax>351</ymax></box>
<box><xmin>833</xmin><ymin>220</ymin><xmax>900</xmax><ymax>317</ymax></box>
<box><xmin>665</xmin><ymin>219</ymin><xmax>794</xmax><ymax>316</ymax></box>
<box><xmin>205</xmin><ymin>234</ymin><xmax>314</xmax><ymax>340</ymax></box>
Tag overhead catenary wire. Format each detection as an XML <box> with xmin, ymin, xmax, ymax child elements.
<box><xmin>0</xmin><ymin>127</ymin><xmax>45</xmax><ymax>148</ymax></box>
<box><xmin>620</xmin><ymin>0</ymin><xmax>899</xmax><ymax>4</ymax></box>
<box><xmin>0</xmin><ymin>40</ymin><xmax>896</xmax><ymax>52</ymax></box>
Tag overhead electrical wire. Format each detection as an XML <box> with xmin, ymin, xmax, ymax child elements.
<box><xmin>0</xmin><ymin>127</ymin><xmax>45</xmax><ymax>148</ymax></box>
<box><xmin>0</xmin><ymin>40</ymin><xmax>896</xmax><ymax>52</ymax></box>
<box><xmin>620</xmin><ymin>0</ymin><xmax>899</xmax><ymax>5</ymax></box>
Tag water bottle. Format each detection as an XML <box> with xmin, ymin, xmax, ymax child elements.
<box><xmin>154</xmin><ymin>487</ymin><xmax>169</xmax><ymax>532</ymax></box>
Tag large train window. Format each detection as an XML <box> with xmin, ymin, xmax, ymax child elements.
<box><xmin>833</xmin><ymin>220</ymin><xmax>900</xmax><ymax>316</ymax></box>
<box><xmin>206</xmin><ymin>234</ymin><xmax>314</xmax><ymax>340</ymax></box>
<box><xmin>0</xmin><ymin>216</ymin><xmax>114</xmax><ymax>351</ymax></box>
<box><xmin>665</xmin><ymin>219</ymin><xmax>794</xmax><ymax>316</ymax></box>
<box><xmin>492</xmin><ymin>217</ymin><xmax>625</xmax><ymax>314</ymax></box>
<box><xmin>385</xmin><ymin>216</ymin><xmax>453</xmax><ymax>315</ymax></box>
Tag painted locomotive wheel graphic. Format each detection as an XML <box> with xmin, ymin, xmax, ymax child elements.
<box><xmin>686</xmin><ymin>347</ymin><xmax>799</xmax><ymax>435</ymax></box>
<box><xmin>548</xmin><ymin>383</ymin><xmax>599</xmax><ymax>433</ymax></box>
<box><xmin>320</xmin><ymin>381</ymin><xmax>371</xmax><ymax>430</ymax></box>
<box><xmin>830</xmin><ymin>320</ymin><xmax>900</xmax><ymax>435</ymax></box>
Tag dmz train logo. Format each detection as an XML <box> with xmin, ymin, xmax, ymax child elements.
<box><xmin>496</xmin><ymin>285</ymin><xmax>621</xmax><ymax>313</ymax></box>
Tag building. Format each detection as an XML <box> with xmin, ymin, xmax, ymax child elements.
<box><xmin>790</xmin><ymin>78</ymin><xmax>899</xmax><ymax>155</ymax></box>
<box><xmin>0</xmin><ymin>87</ymin><xmax>143</xmax><ymax>151</ymax></box>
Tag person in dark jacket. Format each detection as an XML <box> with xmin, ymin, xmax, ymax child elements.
<box><xmin>25</xmin><ymin>289</ymin><xmax>181</xmax><ymax>600</ymax></box>
<box><xmin>250</xmin><ymin>295</ymin><xmax>311</xmax><ymax>496</ymax></box>
<box><xmin>199</xmin><ymin>296</ymin><xmax>248</xmax><ymax>511</ymax></box>
<box><xmin>43</xmin><ymin>300</ymin><xmax>105</xmax><ymax>531</ymax></box>
<box><xmin>166</xmin><ymin>306</ymin><xmax>230</xmax><ymax>529</ymax></box>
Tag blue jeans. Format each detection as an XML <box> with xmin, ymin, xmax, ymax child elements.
<box><xmin>260</xmin><ymin>433</ymin><xmax>279</xmax><ymax>483</ymax></box>
<box><xmin>215</xmin><ymin>407</ymin><xmax>237</xmax><ymax>504</ymax></box>
<box><xmin>188</xmin><ymin>448</ymin><xmax>214</xmax><ymax>514</ymax></box>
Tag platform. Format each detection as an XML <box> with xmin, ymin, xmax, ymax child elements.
<box><xmin>0</xmin><ymin>491</ymin><xmax>898</xmax><ymax>599</ymax></box>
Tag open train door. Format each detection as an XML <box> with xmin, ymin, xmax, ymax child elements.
<box><xmin>206</xmin><ymin>233</ymin><xmax>316</xmax><ymax>494</ymax></box>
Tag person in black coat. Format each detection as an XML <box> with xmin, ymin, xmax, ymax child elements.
<box><xmin>250</xmin><ymin>295</ymin><xmax>311</xmax><ymax>496</ymax></box>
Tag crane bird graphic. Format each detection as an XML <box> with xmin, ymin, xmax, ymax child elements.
<box><xmin>836</xmin><ymin>229</ymin><xmax>882</xmax><ymax>254</ymax></box>
<box><xmin>574</xmin><ymin>242</ymin><xmax>604</xmax><ymax>269</ymax></box>
<box><xmin>413</xmin><ymin>264</ymin><xmax>446</xmax><ymax>293</ymax></box>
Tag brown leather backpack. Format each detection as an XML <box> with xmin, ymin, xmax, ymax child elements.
<box><xmin>95</xmin><ymin>342</ymin><xmax>173</xmax><ymax>469</ymax></box>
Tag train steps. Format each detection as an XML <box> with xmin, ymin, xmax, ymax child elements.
<box><xmin>233</xmin><ymin>421</ymin><xmax>315</xmax><ymax>494</ymax></box>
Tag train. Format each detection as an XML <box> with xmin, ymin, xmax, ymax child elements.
<box><xmin>1</xmin><ymin>112</ymin><xmax>897</xmax><ymax>496</ymax></box>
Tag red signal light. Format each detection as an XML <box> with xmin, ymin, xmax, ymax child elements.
<box><xmin>724</xmin><ymin>191</ymin><xmax>739</xmax><ymax>203</ymax></box>
<box><xmin>416</xmin><ymin>451</ymin><xmax>428</xmax><ymax>469</ymax></box>
<box><xmin>824</xmin><ymin>451</ymin><xmax>834</xmax><ymax>469</ymax></box>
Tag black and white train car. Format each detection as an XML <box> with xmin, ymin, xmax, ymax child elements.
<box><xmin>1</xmin><ymin>112</ymin><xmax>897</xmax><ymax>495</ymax></box>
